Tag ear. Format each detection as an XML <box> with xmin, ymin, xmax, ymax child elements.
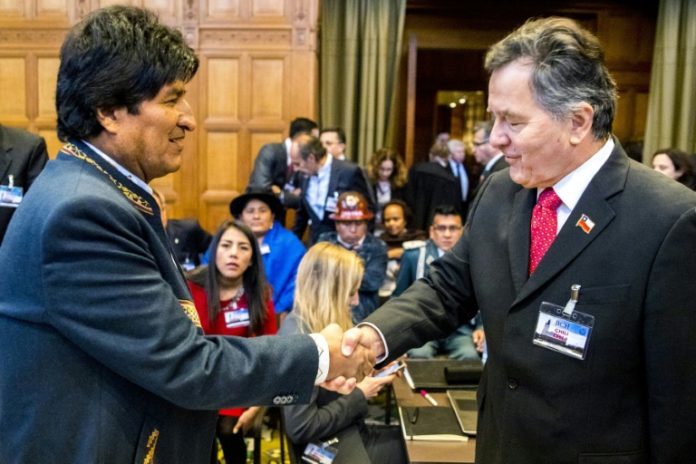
<box><xmin>95</xmin><ymin>107</ymin><xmax>123</xmax><ymax>134</ymax></box>
<box><xmin>568</xmin><ymin>102</ymin><xmax>594</xmax><ymax>145</ymax></box>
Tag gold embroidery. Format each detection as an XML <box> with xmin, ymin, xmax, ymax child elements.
<box><xmin>143</xmin><ymin>428</ymin><xmax>160</xmax><ymax>464</ymax></box>
<box><xmin>60</xmin><ymin>143</ymin><xmax>154</xmax><ymax>215</ymax></box>
<box><xmin>180</xmin><ymin>299</ymin><xmax>202</xmax><ymax>328</ymax></box>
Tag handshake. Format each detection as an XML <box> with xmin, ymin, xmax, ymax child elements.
<box><xmin>318</xmin><ymin>324</ymin><xmax>387</xmax><ymax>394</ymax></box>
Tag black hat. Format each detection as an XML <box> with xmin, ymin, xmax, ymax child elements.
<box><xmin>229</xmin><ymin>188</ymin><xmax>283</xmax><ymax>218</ymax></box>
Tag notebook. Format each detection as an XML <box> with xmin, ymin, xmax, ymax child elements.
<box><xmin>446</xmin><ymin>389</ymin><xmax>478</xmax><ymax>436</ymax></box>
<box><xmin>398</xmin><ymin>406</ymin><xmax>469</xmax><ymax>442</ymax></box>
<box><xmin>403</xmin><ymin>359</ymin><xmax>482</xmax><ymax>391</ymax></box>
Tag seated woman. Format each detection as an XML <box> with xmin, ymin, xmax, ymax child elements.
<box><xmin>377</xmin><ymin>200</ymin><xmax>427</xmax><ymax>299</ymax></box>
<box><xmin>367</xmin><ymin>147</ymin><xmax>408</xmax><ymax>228</ymax></box>
<box><xmin>187</xmin><ymin>220</ymin><xmax>277</xmax><ymax>463</ymax></box>
<box><xmin>280</xmin><ymin>242</ymin><xmax>407</xmax><ymax>464</ymax></box>
<box><xmin>651</xmin><ymin>147</ymin><xmax>696</xmax><ymax>190</ymax></box>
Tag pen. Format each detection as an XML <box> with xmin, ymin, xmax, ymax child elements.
<box><xmin>420</xmin><ymin>389</ymin><xmax>438</xmax><ymax>406</ymax></box>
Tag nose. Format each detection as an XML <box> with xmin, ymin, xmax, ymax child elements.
<box><xmin>489</xmin><ymin>118</ymin><xmax>506</xmax><ymax>150</ymax></box>
<box><xmin>177</xmin><ymin>98</ymin><xmax>197</xmax><ymax>132</ymax></box>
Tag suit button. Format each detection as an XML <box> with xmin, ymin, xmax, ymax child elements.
<box><xmin>507</xmin><ymin>378</ymin><xmax>518</xmax><ymax>390</ymax></box>
<box><xmin>273</xmin><ymin>396</ymin><xmax>281</xmax><ymax>405</ymax></box>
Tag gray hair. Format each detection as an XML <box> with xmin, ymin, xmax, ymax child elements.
<box><xmin>484</xmin><ymin>17</ymin><xmax>617</xmax><ymax>140</ymax></box>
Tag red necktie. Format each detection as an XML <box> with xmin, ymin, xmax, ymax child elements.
<box><xmin>529</xmin><ymin>187</ymin><xmax>562</xmax><ymax>275</ymax></box>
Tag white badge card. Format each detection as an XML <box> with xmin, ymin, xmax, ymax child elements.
<box><xmin>0</xmin><ymin>185</ymin><xmax>24</xmax><ymax>208</ymax></box>
<box><xmin>302</xmin><ymin>442</ymin><xmax>338</xmax><ymax>464</ymax></box>
<box><xmin>533</xmin><ymin>301</ymin><xmax>594</xmax><ymax>360</ymax></box>
<box><xmin>223</xmin><ymin>307</ymin><xmax>250</xmax><ymax>329</ymax></box>
<box><xmin>325</xmin><ymin>194</ymin><xmax>338</xmax><ymax>213</ymax></box>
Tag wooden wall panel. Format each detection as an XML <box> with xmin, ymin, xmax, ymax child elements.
<box><xmin>37</xmin><ymin>56</ymin><xmax>58</xmax><ymax>121</ymax></box>
<box><xmin>250</xmin><ymin>57</ymin><xmax>285</xmax><ymax>121</ymax></box>
<box><xmin>0</xmin><ymin>57</ymin><xmax>27</xmax><ymax>123</ymax></box>
<box><xmin>0</xmin><ymin>0</ymin><xmax>26</xmax><ymax>18</ymax></box>
<box><xmin>251</xmin><ymin>0</ymin><xmax>285</xmax><ymax>18</ymax></box>
<box><xmin>207</xmin><ymin>57</ymin><xmax>240</xmax><ymax>121</ymax></box>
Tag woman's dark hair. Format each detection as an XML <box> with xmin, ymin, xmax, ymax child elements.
<box><xmin>382</xmin><ymin>199</ymin><xmax>413</xmax><ymax>228</ymax></box>
<box><xmin>56</xmin><ymin>5</ymin><xmax>199</xmax><ymax>141</ymax></box>
<box><xmin>653</xmin><ymin>148</ymin><xmax>694</xmax><ymax>186</ymax></box>
<box><xmin>190</xmin><ymin>220</ymin><xmax>270</xmax><ymax>334</ymax></box>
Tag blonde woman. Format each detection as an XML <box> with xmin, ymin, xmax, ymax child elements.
<box><xmin>279</xmin><ymin>242</ymin><xmax>406</xmax><ymax>464</ymax></box>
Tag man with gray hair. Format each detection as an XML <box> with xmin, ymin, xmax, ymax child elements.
<box><xmin>343</xmin><ymin>17</ymin><xmax>696</xmax><ymax>463</ymax></box>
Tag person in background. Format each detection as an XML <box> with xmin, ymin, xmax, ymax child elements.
<box><xmin>230</xmin><ymin>188</ymin><xmax>305</xmax><ymax>324</ymax></box>
<box><xmin>0</xmin><ymin>124</ymin><xmax>48</xmax><ymax>245</ymax></box>
<box><xmin>291</xmin><ymin>137</ymin><xmax>374</xmax><ymax>244</ymax></box>
<box><xmin>280</xmin><ymin>242</ymin><xmax>407</xmax><ymax>464</ymax></box>
<box><xmin>318</xmin><ymin>191</ymin><xmax>387</xmax><ymax>323</ymax></box>
<box><xmin>366</xmin><ymin>147</ymin><xmax>408</xmax><ymax>228</ymax></box>
<box><xmin>472</xmin><ymin>119</ymin><xmax>507</xmax><ymax>191</ymax></box>
<box><xmin>248</xmin><ymin>117</ymin><xmax>318</xmax><ymax>214</ymax></box>
<box><xmin>377</xmin><ymin>200</ymin><xmax>427</xmax><ymax>299</ymax></box>
<box><xmin>188</xmin><ymin>220</ymin><xmax>276</xmax><ymax>463</ymax></box>
<box><xmin>319</xmin><ymin>126</ymin><xmax>348</xmax><ymax>161</ymax></box>
<box><xmin>394</xmin><ymin>205</ymin><xmax>484</xmax><ymax>361</ymax></box>
<box><xmin>651</xmin><ymin>147</ymin><xmax>695</xmax><ymax>190</ymax></box>
<box><xmin>343</xmin><ymin>17</ymin><xmax>696</xmax><ymax>463</ymax></box>
<box><xmin>0</xmin><ymin>7</ymin><xmax>373</xmax><ymax>462</ymax></box>
<box><xmin>153</xmin><ymin>188</ymin><xmax>212</xmax><ymax>270</ymax></box>
<box><xmin>448</xmin><ymin>139</ymin><xmax>470</xmax><ymax>215</ymax></box>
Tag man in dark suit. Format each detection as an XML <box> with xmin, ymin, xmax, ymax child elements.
<box><xmin>247</xmin><ymin>117</ymin><xmax>317</xmax><ymax>211</ymax></box>
<box><xmin>0</xmin><ymin>125</ymin><xmax>48</xmax><ymax>245</ymax></box>
<box><xmin>404</xmin><ymin>141</ymin><xmax>461</xmax><ymax>230</ymax></box>
<box><xmin>342</xmin><ymin>17</ymin><xmax>696</xmax><ymax>463</ymax></box>
<box><xmin>0</xmin><ymin>7</ymin><xmax>372</xmax><ymax>463</ymax></box>
<box><xmin>472</xmin><ymin>119</ymin><xmax>507</xmax><ymax>185</ymax></box>
<box><xmin>291</xmin><ymin>136</ymin><xmax>374</xmax><ymax>244</ymax></box>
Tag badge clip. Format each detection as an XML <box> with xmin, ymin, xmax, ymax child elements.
<box><xmin>562</xmin><ymin>284</ymin><xmax>581</xmax><ymax>317</ymax></box>
<box><xmin>7</xmin><ymin>175</ymin><xmax>14</xmax><ymax>189</ymax></box>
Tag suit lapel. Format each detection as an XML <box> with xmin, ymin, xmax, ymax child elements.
<box><xmin>511</xmin><ymin>145</ymin><xmax>628</xmax><ymax>307</ymax></box>
<box><xmin>507</xmin><ymin>187</ymin><xmax>536</xmax><ymax>295</ymax></box>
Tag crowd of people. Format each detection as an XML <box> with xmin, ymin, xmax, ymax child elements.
<box><xmin>1</xmin><ymin>5</ymin><xmax>695</xmax><ymax>464</ymax></box>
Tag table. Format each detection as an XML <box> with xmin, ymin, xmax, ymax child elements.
<box><xmin>392</xmin><ymin>375</ymin><xmax>476</xmax><ymax>464</ymax></box>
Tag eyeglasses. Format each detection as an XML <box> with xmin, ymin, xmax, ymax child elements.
<box><xmin>432</xmin><ymin>225</ymin><xmax>462</xmax><ymax>233</ymax></box>
<box><xmin>473</xmin><ymin>140</ymin><xmax>489</xmax><ymax>147</ymax></box>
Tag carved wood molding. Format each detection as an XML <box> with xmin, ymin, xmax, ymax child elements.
<box><xmin>0</xmin><ymin>28</ymin><xmax>66</xmax><ymax>48</ymax></box>
<box><xmin>199</xmin><ymin>28</ymin><xmax>293</xmax><ymax>49</ymax></box>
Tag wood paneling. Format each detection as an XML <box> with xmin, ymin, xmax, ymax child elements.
<box><xmin>0</xmin><ymin>0</ymin><xmax>319</xmax><ymax>233</ymax></box>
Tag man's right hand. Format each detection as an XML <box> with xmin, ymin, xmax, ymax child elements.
<box><xmin>320</xmin><ymin>324</ymin><xmax>375</xmax><ymax>383</ymax></box>
<box><xmin>341</xmin><ymin>325</ymin><xmax>385</xmax><ymax>361</ymax></box>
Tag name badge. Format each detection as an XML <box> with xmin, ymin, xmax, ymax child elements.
<box><xmin>302</xmin><ymin>440</ymin><xmax>338</xmax><ymax>464</ymax></box>
<box><xmin>0</xmin><ymin>185</ymin><xmax>24</xmax><ymax>208</ymax></box>
<box><xmin>223</xmin><ymin>307</ymin><xmax>250</xmax><ymax>329</ymax></box>
<box><xmin>325</xmin><ymin>194</ymin><xmax>338</xmax><ymax>213</ymax></box>
<box><xmin>533</xmin><ymin>298</ymin><xmax>594</xmax><ymax>360</ymax></box>
<box><xmin>260</xmin><ymin>243</ymin><xmax>271</xmax><ymax>255</ymax></box>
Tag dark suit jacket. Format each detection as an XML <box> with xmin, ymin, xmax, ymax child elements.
<box><xmin>0</xmin><ymin>125</ymin><xmax>48</xmax><ymax>244</ymax></box>
<box><xmin>366</xmin><ymin>141</ymin><xmax>696</xmax><ymax>463</ymax></box>
<box><xmin>404</xmin><ymin>161</ymin><xmax>461</xmax><ymax>230</ymax></box>
<box><xmin>166</xmin><ymin>218</ymin><xmax>212</xmax><ymax>267</ymax></box>
<box><xmin>293</xmin><ymin>158</ymin><xmax>374</xmax><ymax>244</ymax></box>
<box><xmin>248</xmin><ymin>141</ymin><xmax>302</xmax><ymax>209</ymax></box>
<box><xmin>0</xmin><ymin>141</ymin><xmax>318</xmax><ymax>463</ymax></box>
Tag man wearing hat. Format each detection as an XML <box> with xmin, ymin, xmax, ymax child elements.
<box><xmin>318</xmin><ymin>191</ymin><xmax>387</xmax><ymax>322</ymax></box>
<box><xmin>231</xmin><ymin>188</ymin><xmax>306</xmax><ymax>323</ymax></box>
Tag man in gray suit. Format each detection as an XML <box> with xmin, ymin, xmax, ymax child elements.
<box><xmin>0</xmin><ymin>7</ymin><xmax>372</xmax><ymax>463</ymax></box>
<box><xmin>342</xmin><ymin>17</ymin><xmax>696</xmax><ymax>463</ymax></box>
<box><xmin>0</xmin><ymin>124</ymin><xmax>48</xmax><ymax>244</ymax></box>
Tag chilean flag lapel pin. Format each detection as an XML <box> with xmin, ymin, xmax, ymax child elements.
<box><xmin>576</xmin><ymin>214</ymin><xmax>595</xmax><ymax>234</ymax></box>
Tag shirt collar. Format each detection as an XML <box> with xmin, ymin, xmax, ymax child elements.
<box><xmin>284</xmin><ymin>138</ymin><xmax>292</xmax><ymax>166</ymax></box>
<box><xmin>316</xmin><ymin>154</ymin><xmax>333</xmax><ymax>177</ymax></box>
<box><xmin>485</xmin><ymin>152</ymin><xmax>504</xmax><ymax>171</ymax></box>
<box><xmin>549</xmin><ymin>138</ymin><xmax>615</xmax><ymax>211</ymax></box>
<box><xmin>82</xmin><ymin>140</ymin><xmax>152</xmax><ymax>194</ymax></box>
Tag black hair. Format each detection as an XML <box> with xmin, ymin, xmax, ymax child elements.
<box><xmin>289</xmin><ymin>117</ymin><xmax>318</xmax><ymax>139</ymax></box>
<box><xmin>430</xmin><ymin>204</ymin><xmax>462</xmax><ymax>226</ymax></box>
<box><xmin>56</xmin><ymin>5</ymin><xmax>199</xmax><ymax>141</ymax></box>
<box><xmin>383</xmin><ymin>199</ymin><xmax>413</xmax><ymax>226</ymax></box>
<box><xmin>189</xmin><ymin>220</ymin><xmax>270</xmax><ymax>334</ymax></box>
<box><xmin>320</xmin><ymin>127</ymin><xmax>347</xmax><ymax>144</ymax></box>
